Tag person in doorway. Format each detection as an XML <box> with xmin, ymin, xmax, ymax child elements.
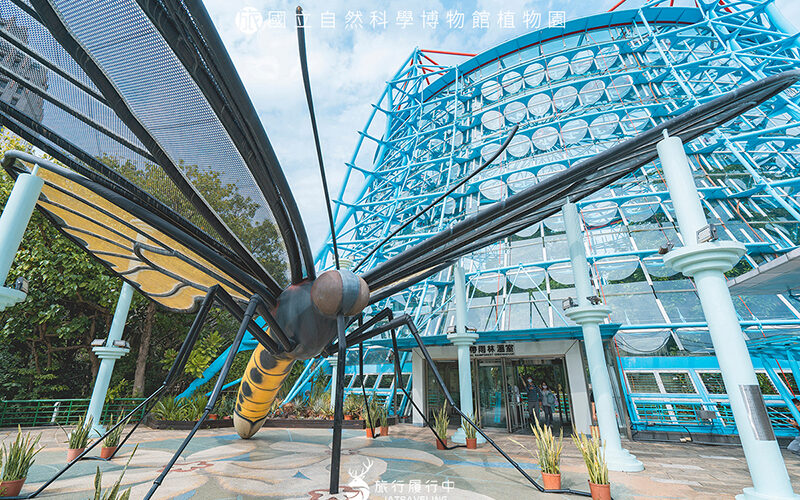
<box><xmin>526</xmin><ymin>377</ymin><xmax>541</xmax><ymax>424</ymax></box>
<box><xmin>541</xmin><ymin>383</ymin><xmax>555</xmax><ymax>426</ymax></box>
<box><xmin>788</xmin><ymin>398</ymin><xmax>800</xmax><ymax>455</ymax></box>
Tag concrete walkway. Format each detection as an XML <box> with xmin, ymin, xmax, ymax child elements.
<box><xmin>3</xmin><ymin>424</ymin><xmax>800</xmax><ymax>499</ymax></box>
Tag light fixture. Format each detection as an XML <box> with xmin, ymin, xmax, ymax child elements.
<box><xmin>696</xmin><ymin>224</ymin><xmax>718</xmax><ymax>243</ymax></box>
<box><xmin>13</xmin><ymin>276</ymin><xmax>28</xmax><ymax>294</ymax></box>
<box><xmin>658</xmin><ymin>242</ymin><xmax>674</xmax><ymax>255</ymax></box>
<box><xmin>91</xmin><ymin>338</ymin><xmax>106</xmax><ymax>347</ymax></box>
<box><xmin>562</xmin><ymin>297</ymin><xmax>577</xmax><ymax>310</ymax></box>
<box><xmin>587</xmin><ymin>295</ymin><xmax>602</xmax><ymax>305</ymax></box>
<box><xmin>113</xmin><ymin>340</ymin><xmax>130</xmax><ymax>349</ymax></box>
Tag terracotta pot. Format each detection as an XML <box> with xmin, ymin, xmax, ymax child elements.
<box><xmin>208</xmin><ymin>414</ymin><xmax>218</xmax><ymax>420</ymax></box>
<box><xmin>589</xmin><ymin>481</ymin><xmax>611</xmax><ymax>500</ymax></box>
<box><xmin>223</xmin><ymin>416</ymin><xmax>232</xmax><ymax>420</ymax></box>
<box><xmin>366</xmin><ymin>428</ymin><xmax>375</xmax><ymax>438</ymax></box>
<box><xmin>67</xmin><ymin>447</ymin><xmax>85</xmax><ymax>462</ymax></box>
<box><xmin>436</xmin><ymin>437</ymin><xmax>447</xmax><ymax>450</ymax></box>
<box><xmin>466</xmin><ymin>437</ymin><xmax>477</xmax><ymax>449</ymax></box>
<box><xmin>100</xmin><ymin>446</ymin><xmax>117</xmax><ymax>459</ymax></box>
<box><xmin>542</xmin><ymin>472</ymin><xmax>561</xmax><ymax>490</ymax></box>
<box><xmin>344</xmin><ymin>415</ymin><xmax>353</xmax><ymax>420</ymax></box>
<box><xmin>380</xmin><ymin>425</ymin><xmax>389</xmax><ymax>436</ymax></box>
<box><xmin>0</xmin><ymin>477</ymin><xmax>26</xmax><ymax>497</ymax></box>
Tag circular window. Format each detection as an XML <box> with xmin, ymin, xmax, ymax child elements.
<box><xmin>537</xmin><ymin>163</ymin><xmax>566</xmax><ymax>180</ymax></box>
<box><xmin>547</xmin><ymin>56</ymin><xmax>570</xmax><ymax>80</ymax></box>
<box><xmin>579</xmin><ymin>80</ymin><xmax>606</xmax><ymax>106</ymax></box>
<box><xmin>532</xmin><ymin>126</ymin><xmax>559</xmax><ymax>151</ymax></box>
<box><xmin>527</xmin><ymin>93</ymin><xmax>552</xmax><ymax>117</ymax></box>
<box><xmin>481</xmin><ymin>80</ymin><xmax>503</xmax><ymax>101</ymax></box>
<box><xmin>479</xmin><ymin>179</ymin><xmax>505</xmax><ymax>200</ymax></box>
<box><xmin>561</xmin><ymin>119</ymin><xmax>588</xmax><ymax>144</ymax></box>
<box><xmin>553</xmin><ymin>86</ymin><xmax>578</xmax><ymax>111</ymax></box>
<box><xmin>507</xmin><ymin>170</ymin><xmax>537</xmax><ymax>192</ymax></box>
<box><xmin>590</xmin><ymin>113</ymin><xmax>619</xmax><ymax>139</ymax></box>
<box><xmin>506</xmin><ymin>267</ymin><xmax>545</xmax><ymax>289</ymax></box>
<box><xmin>481</xmin><ymin>110</ymin><xmax>504</xmax><ymax>131</ymax></box>
<box><xmin>523</xmin><ymin>63</ymin><xmax>545</xmax><ymax>87</ymax></box>
<box><xmin>571</xmin><ymin>50</ymin><xmax>593</xmax><ymax>74</ymax></box>
<box><xmin>607</xmin><ymin>75</ymin><xmax>634</xmax><ymax>101</ymax></box>
<box><xmin>504</xmin><ymin>101</ymin><xmax>527</xmax><ymax>123</ymax></box>
<box><xmin>620</xmin><ymin>109</ymin><xmax>651</xmax><ymax>135</ymax></box>
<box><xmin>596</xmin><ymin>45</ymin><xmax>619</xmax><ymax>71</ymax></box>
<box><xmin>507</xmin><ymin>134</ymin><xmax>532</xmax><ymax>157</ymax></box>
<box><xmin>481</xmin><ymin>142</ymin><xmax>503</xmax><ymax>161</ymax></box>
<box><xmin>502</xmin><ymin>71</ymin><xmax>523</xmax><ymax>94</ymax></box>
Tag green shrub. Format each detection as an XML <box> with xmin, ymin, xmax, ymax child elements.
<box><xmin>93</xmin><ymin>445</ymin><xmax>137</xmax><ymax>500</ymax></box>
<box><xmin>531</xmin><ymin>415</ymin><xmax>563</xmax><ymax>474</ymax></box>
<box><xmin>151</xmin><ymin>398</ymin><xmax>188</xmax><ymax>421</ymax></box>
<box><xmin>104</xmin><ymin>413</ymin><xmax>127</xmax><ymax>448</ymax></box>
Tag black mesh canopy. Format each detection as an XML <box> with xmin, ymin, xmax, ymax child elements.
<box><xmin>0</xmin><ymin>0</ymin><xmax>314</xmax><ymax>296</ymax></box>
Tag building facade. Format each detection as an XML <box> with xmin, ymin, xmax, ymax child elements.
<box><xmin>316</xmin><ymin>1</ymin><xmax>800</xmax><ymax>438</ymax></box>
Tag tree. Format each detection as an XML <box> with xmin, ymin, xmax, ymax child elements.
<box><xmin>0</xmin><ymin>131</ymin><xmax>288</xmax><ymax>401</ymax></box>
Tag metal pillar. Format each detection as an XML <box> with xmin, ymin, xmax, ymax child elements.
<box><xmin>86</xmin><ymin>282</ymin><xmax>133</xmax><ymax>436</ymax></box>
<box><xmin>449</xmin><ymin>265</ymin><xmax>484</xmax><ymax>444</ymax></box>
<box><xmin>0</xmin><ymin>166</ymin><xmax>43</xmax><ymax>310</ymax></box>
<box><xmin>658</xmin><ymin>130</ymin><xmax>798</xmax><ymax>500</ymax></box>
<box><xmin>562</xmin><ymin>201</ymin><xmax>644</xmax><ymax>472</ymax></box>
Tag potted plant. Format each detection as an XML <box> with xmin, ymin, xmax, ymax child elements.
<box><xmin>462</xmin><ymin>414</ymin><xmax>480</xmax><ymax>449</ymax></box>
<box><xmin>101</xmin><ymin>413</ymin><xmax>126</xmax><ymax>459</ymax></box>
<box><xmin>378</xmin><ymin>404</ymin><xmax>389</xmax><ymax>437</ymax></box>
<box><xmin>532</xmin><ymin>415</ymin><xmax>563</xmax><ymax>490</ymax></box>
<box><xmin>433</xmin><ymin>403</ymin><xmax>449</xmax><ymax>450</ymax></box>
<box><xmin>0</xmin><ymin>426</ymin><xmax>42</xmax><ymax>497</ymax></box>
<box><xmin>67</xmin><ymin>415</ymin><xmax>92</xmax><ymax>462</ymax></box>
<box><xmin>573</xmin><ymin>431</ymin><xmax>610</xmax><ymax>500</ymax></box>
<box><xmin>343</xmin><ymin>394</ymin><xmax>361</xmax><ymax>420</ymax></box>
<box><xmin>93</xmin><ymin>445</ymin><xmax>138</xmax><ymax>500</ymax></box>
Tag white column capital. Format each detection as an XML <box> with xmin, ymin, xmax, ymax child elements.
<box><xmin>663</xmin><ymin>240</ymin><xmax>745</xmax><ymax>277</ymax></box>
<box><xmin>92</xmin><ymin>345</ymin><xmax>129</xmax><ymax>360</ymax></box>
<box><xmin>564</xmin><ymin>305</ymin><xmax>611</xmax><ymax>325</ymax></box>
<box><xmin>447</xmin><ymin>331</ymin><xmax>478</xmax><ymax>346</ymax></box>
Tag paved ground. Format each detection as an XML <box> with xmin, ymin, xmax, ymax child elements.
<box><xmin>3</xmin><ymin>423</ymin><xmax>800</xmax><ymax>499</ymax></box>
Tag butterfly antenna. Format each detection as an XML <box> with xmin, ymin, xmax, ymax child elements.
<box><xmin>296</xmin><ymin>6</ymin><xmax>340</xmax><ymax>270</ymax></box>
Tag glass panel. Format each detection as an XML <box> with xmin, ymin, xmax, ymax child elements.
<box><xmin>626</xmin><ymin>372</ymin><xmax>660</xmax><ymax>393</ymax></box>
<box><xmin>378</xmin><ymin>374</ymin><xmax>394</xmax><ymax>389</ymax></box>
<box><xmin>659</xmin><ymin>372</ymin><xmax>696</xmax><ymax>393</ymax></box>
<box><xmin>757</xmin><ymin>372</ymin><xmax>778</xmax><ymax>395</ymax></box>
<box><xmin>700</xmin><ymin>372</ymin><xmax>726</xmax><ymax>394</ymax></box>
<box><xmin>476</xmin><ymin>360</ymin><xmax>507</xmax><ymax>428</ymax></box>
<box><xmin>426</xmin><ymin>361</ymin><xmax>460</xmax><ymax>419</ymax></box>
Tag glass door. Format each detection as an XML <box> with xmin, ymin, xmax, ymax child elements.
<box><xmin>475</xmin><ymin>359</ymin><xmax>506</xmax><ymax>428</ymax></box>
<box><xmin>504</xmin><ymin>359</ymin><xmax>526</xmax><ymax>432</ymax></box>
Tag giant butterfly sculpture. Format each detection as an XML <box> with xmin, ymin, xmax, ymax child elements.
<box><xmin>0</xmin><ymin>1</ymin><xmax>795</xmax><ymax>498</ymax></box>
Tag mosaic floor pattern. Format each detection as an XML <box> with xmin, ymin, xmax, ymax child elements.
<box><xmin>2</xmin><ymin>424</ymin><xmax>800</xmax><ymax>499</ymax></box>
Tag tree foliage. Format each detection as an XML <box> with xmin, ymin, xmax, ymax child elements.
<box><xmin>0</xmin><ymin>131</ymin><xmax>288</xmax><ymax>401</ymax></box>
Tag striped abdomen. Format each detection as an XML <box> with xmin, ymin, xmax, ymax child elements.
<box><xmin>233</xmin><ymin>340</ymin><xmax>294</xmax><ymax>439</ymax></box>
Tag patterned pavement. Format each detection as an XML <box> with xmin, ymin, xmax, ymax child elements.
<box><xmin>2</xmin><ymin>423</ymin><xmax>800</xmax><ymax>499</ymax></box>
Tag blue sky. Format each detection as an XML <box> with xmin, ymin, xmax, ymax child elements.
<box><xmin>203</xmin><ymin>0</ymin><xmax>800</xmax><ymax>252</ymax></box>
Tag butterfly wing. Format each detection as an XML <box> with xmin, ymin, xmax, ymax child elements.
<box><xmin>0</xmin><ymin>0</ymin><xmax>312</xmax><ymax>299</ymax></box>
<box><xmin>3</xmin><ymin>151</ymin><xmax>273</xmax><ymax>310</ymax></box>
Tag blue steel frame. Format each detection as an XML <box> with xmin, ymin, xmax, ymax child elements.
<box><xmin>312</xmin><ymin>0</ymin><xmax>800</xmax><ymax>436</ymax></box>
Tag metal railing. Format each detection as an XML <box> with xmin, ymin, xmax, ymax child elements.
<box><xmin>0</xmin><ymin>398</ymin><xmax>147</xmax><ymax>428</ymax></box>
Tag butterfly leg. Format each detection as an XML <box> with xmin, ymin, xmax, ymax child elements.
<box><xmin>14</xmin><ymin>286</ymin><xmax>221</xmax><ymax>499</ymax></box>
<box><xmin>144</xmin><ymin>292</ymin><xmax>275</xmax><ymax>499</ymax></box>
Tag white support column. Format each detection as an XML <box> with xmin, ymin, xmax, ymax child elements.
<box><xmin>411</xmin><ymin>349</ymin><xmax>425</xmax><ymax>426</ymax></box>
<box><xmin>449</xmin><ymin>265</ymin><xmax>485</xmax><ymax>444</ymax></box>
<box><xmin>563</xmin><ymin>201</ymin><xmax>643</xmax><ymax>472</ymax></box>
<box><xmin>658</xmin><ymin>130</ymin><xmax>798</xmax><ymax>500</ymax></box>
<box><xmin>0</xmin><ymin>166</ymin><xmax>43</xmax><ymax>310</ymax></box>
<box><xmin>86</xmin><ymin>282</ymin><xmax>133</xmax><ymax>437</ymax></box>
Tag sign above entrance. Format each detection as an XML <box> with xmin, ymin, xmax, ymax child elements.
<box><xmin>469</xmin><ymin>343</ymin><xmax>515</xmax><ymax>356</ymax></box>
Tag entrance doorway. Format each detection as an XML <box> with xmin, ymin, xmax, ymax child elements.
<box><xmin>472</xmin><ymin>357</ymin><xmax>572</xmax><ymax>433</ymax></box>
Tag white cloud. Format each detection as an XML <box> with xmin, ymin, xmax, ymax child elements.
<box><xmin>205</xmin><ymin>0</ymin><xmax>800</xmax><ymax>253</ymax></box>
